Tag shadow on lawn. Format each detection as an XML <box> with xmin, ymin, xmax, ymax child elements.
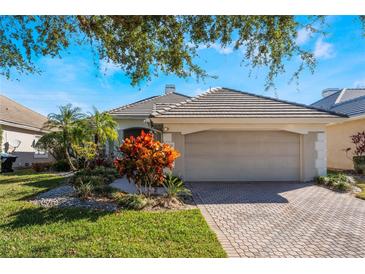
<box><xmin>1</xmin><ymin>206</ymin><xmax>110</xmax><ymax>229</ymax></box>
<box><xmin>0</xmin><ymin>175</ymin><xmax>56</xmax><ymax>185</ymax></box>
<box><xmin>24</xmin><ymin>177</ymin><xmax>64</xmax><ymax>189</ymax></box>
<box><xmin>18</xmin><ymin>178</ymin><xmax>65</xmax><ymax>201</ymax></box>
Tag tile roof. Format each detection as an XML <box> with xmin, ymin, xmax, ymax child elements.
<box><xmin>152</xmin><ymin>87</ymin><xmax>347</xmax><ymax>118</ymax></box>
<box><xmin>311</xmin><ymin>90</ymin><xmax>342</xmax><ymax>110</ymax></box>
<box><xmin>0</xmin><ymin>95</ymin><xmax>48</xmax><ymax>130</ymax></box>
<box><xmin>331</xmin><ymin>96</ymin><xmax>365</xmax><ymax>117</ymax></box>
<box><xmin>108</xmin><ymin>92</ymin><xmax>190</xmax><ymax>117</ymax></box>
<box><xmin>336</xmin><ymin>88</ymin><xmax>365</xmax><ymax>103</ymax></box>
<box><xmin>311</xmin><ymin>88</ymin><xmax>365</xmax><ymax>117</ymax></box>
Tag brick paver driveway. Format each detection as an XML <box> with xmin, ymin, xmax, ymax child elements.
<box><xmin>188</xmin><ymin>182</ymin><xmax>365</xmax><ymax>258</ymax></box>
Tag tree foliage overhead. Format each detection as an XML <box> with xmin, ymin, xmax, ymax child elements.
<box><xmin>1</xmin><ymin>16</ymin><xmax>365</xmax><ymax>89</ymax></box>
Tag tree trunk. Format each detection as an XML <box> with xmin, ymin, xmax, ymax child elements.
<box><xmin>65</xmin><ymin>146</ymin><xmax>77</xmax><ymax>171</ymax></box>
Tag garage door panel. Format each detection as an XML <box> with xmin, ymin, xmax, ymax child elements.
<box><xmin>185</xmin><ymin>131</ymin><xmax>300</xmax><ymax>181</ymax></box>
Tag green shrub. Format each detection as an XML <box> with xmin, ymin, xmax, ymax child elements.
<box><xmin>72</xmin><ymin>175</ymin><xmax>107</xmax><ymax>199</ymax></box>
<box><xmin>70</xmin><ymin>167</ymin><xmax>119</xmax><ymax>198</ymax></box>
<box><xmin>316</xmin><ymin>173</ymin><xmax>353</xmax><ymax>192</ymax></box>
<box><xmin>163</xmin><ymin>173</ymin><xmax>191</xmax><ymax>199</ymax></box>
<box><xmin>93</xmin><ymin>185</ymin><xmax>117</xmax><ymax>196</ymax></box>
<box><xmin>335</xmin><ymin>181</ymin><xmax>352</xmax><ymax>192</ymax></box>
<box><xmin>72</xmin><ymin>175</ymin><xmax>104</xmax><ymax>188</ymax></box>
<box><xmin>75</xmin><ymin>182</ymin><xmax>94</xmax><ymax>199</ymax></box>
<box><xmin>115</xmin><ymin>194</ymin><xmax>148</xmax><ymax>210</ymax></box>
<box><xmin>31</xmin><ymin>162</ymin><xmax>52</xmax><ymax>172</ymax></box>
<box><xmin>353</xmin><ymin>156</ymin><xmax>365</xmax><ymax>174</ymax></box>
<box><xmin>74</xmin><ymin>167</ymin><xmax>119</xmax><ymax>183</ymax></box>
<box><xmin>326</xmin><ymin>177</ymin><xmax>336</xmax><ymax>187</ymax></box>
<box><xmin>315</xmin><ymin>176</ymin><xmax>327</xmax><ymax>185</ymax></box>
<box><xmin>52</xmin><ymin>160</ymin><xmax>70</xmax><ymax>172</ymax></box>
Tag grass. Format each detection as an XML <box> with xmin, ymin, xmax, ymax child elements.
<box><xmin>356</xmin><ymin>184</ymin><xmax>365</xmax><ymax>200</ymax></box>
<box><xmin>355</xmin><ymin>176</ymin><xmax>365</xmax><ymax>200</ymax></box>
<box><xmin>0</xmin><ymin>170</ymin><xmax>226</xmax><ymax>258</ymax></box>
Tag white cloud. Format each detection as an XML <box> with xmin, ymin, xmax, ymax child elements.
<box><xmin>40</xmin><ymin>57</ymin><xmax>81</xmax><ymax>82</ymax></box>
<box><xmin>353</xmin><ymin>78</ymin><xmax>365</xmax><ymax>88</ymax></box>
<box><xmin>210</xmin><ymin>43</ymin><xmax>234</xmax><ymax>55</ymax></box>
<box><xmin>314</xmin><ymin>37</ymin><xmax>335</xmax><ymax>59</ymax></box>
<box><xmin>191</xmin><ymin>88</ymin><xmax>205</xmax><ymax>96</ymax></box>
<box><xmin>99</xmin><ymin>59</ymin><xmax>120</xmax><ymax>76</ymax></box>
<box><xmin>187</xmin><ymin>42</ymin><xmax>234</xmax><ymax>55</ymax></box>
<box><xmin>296</xmin><ymin>27</ymin><xmax>312</xmax><ymax>45</ymax></box>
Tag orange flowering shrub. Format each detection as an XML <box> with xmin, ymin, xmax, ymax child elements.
<box><xmin>114</xmin><ymin>131</ymin><xmax>180</xmax><ymax>194</ymax></box>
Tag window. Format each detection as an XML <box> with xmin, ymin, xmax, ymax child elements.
<box><xmin>33</xmin><ymin>136</ymin><xmax>48</xmax><ymax>159</ymax></box>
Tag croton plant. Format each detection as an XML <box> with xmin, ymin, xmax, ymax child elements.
<box><xmin>351</xmin><ymin>131</ymin><xmax>365</xmax><ymax>156</ymax></box>
<box><xmin>114</xmin><ymin>130</ymin><xmax>180</xmax><ymax>194</ymax></box>
<box><xmin>350</xmin><ymin>131</ymin><xmax>365</xmax><ymax>173</ymax></box>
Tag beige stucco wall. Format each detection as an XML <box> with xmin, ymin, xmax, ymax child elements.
<box><xmin>326</xmin><ymin>117</ymin><xmax>365</xmax><ymax>170</ymax></box>
<box><xmin>1</xmin><ymin>125</ymin><xmax>52</xmax><ymax>168</ymax></box>
<box><xmin>115</xmin><ymin>118</ymin><xmax>147</xmax><ymax>131</ymax></box>
<box><xmin>169</xmin><ymin>132</ymin><xmax>185</xmax><ymax>178</ymax></box>
<box><xmin>114</xmin><ymin>118</ymin><xmax>148</xmax><ymax>142</ymax></box>
<box><xmin>302</xmin><ymin>132</ymin><xmax>322</xmax><ymax>181</ymax></box>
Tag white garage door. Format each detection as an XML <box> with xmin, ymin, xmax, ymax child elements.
<box><xmin>185</xmin><ymin>131</ymin><xmax>300</xmax><ymax>181</ymax></box>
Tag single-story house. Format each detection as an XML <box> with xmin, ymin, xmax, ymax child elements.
<box><xmin>110</xmin><ymin>86</ymin><xmax>347</xmax><ymax>182</ymax></box>
<box><xmin>311</xmin><ymin>88</ymin><xmax>365</xmax><ymax>170</ymax></box>
<box><xmin>0</xmin><ymin>95</ymin><xmax>51</xmax><ymax>168</ymax></box>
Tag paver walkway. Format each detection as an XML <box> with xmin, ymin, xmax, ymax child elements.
<box><xmin>188</xmin><ymin>181</ymin><xmax>365</xmax><ymax>258</ymax></box>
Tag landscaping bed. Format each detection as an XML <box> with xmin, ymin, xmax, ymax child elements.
<box><xmin>30</xmin><ymin>167</ymin><xmax>195</xmax><ymax>212</ymax></box>
<box><xmin>316</xmin><ymin>171</ymin><xmax>365</xmax><ymax>200</ymax></box>
<box><xmin>0</xmin><ymin>170</ymin><xmax>226</xmax><ymax>257</ymax></box>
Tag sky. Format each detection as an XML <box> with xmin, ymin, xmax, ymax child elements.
<box><xmin>1</xmin><ymin>16</ymin><xmax>365</xmax><ymax>116</ymax></box>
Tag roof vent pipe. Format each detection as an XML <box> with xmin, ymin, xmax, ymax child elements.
<box><xmin>165</xmin><ymin>84</ymin><xmax>175</xmax><ymax>94</ymax></box>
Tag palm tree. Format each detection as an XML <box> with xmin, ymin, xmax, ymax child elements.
<box><xmin>88</xmin><ymin>107</ymin><xmax>118</xmax><ymax>151</ymax></box>
<box><xmin>44</xmin><ymin>104</ymin><xmax>86</xmax><ymax>171</ymax></box>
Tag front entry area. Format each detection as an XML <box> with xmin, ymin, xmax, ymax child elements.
<box><xmin>184</xmin><ymin>130</ymin><xmax>300</xmax><ymax>182</ymax></box>
<box><xmin>123</xmin><ymin>127</ymin><xmax>152</xmax><ymax>139</ymax></box>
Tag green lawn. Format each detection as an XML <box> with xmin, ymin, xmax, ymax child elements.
<box><xmin>355</xmin><ymin>178</ymin><xmax>365</xmax><ymax>200</ymax></box>
<box><xmin>0</xmin><ymin>170</ymin><xmax>226</xmax><ymax>258</ymax></box>
<box><xmin>356</xmin><ymin>184</ymin><xmax>365</xmax><ymax>200</ymax></box>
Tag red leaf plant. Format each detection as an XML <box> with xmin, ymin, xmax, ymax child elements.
<box><xmin>351</xmin><ymin>131</ymin><xmax>365</xmax><ymax>156</ymax></box>
<box><xmin>114</xmin><ymin>131</ymin><xmax>180</xmax><ymax>195</ymax></box>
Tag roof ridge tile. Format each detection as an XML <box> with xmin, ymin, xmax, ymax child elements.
<box><xmin>152</xmin><ymin>87</ymin><xmax>348</xmax><ymax>118</ymax></box>
<box><xmin>151</xmin><ymin>87</ymin><xmax>221</xmax><ymax>116</ymax></box>
<box><xmin>108</xmin><ymin>95</ymin><xmax>159</xmax><ymax>113</ymax></box>
<box><xmin>222</xmin><ymin>87</ymin><xmax>347</xmax><ymax>117</ymax></box>
<box><xmin>109</xmin><ymin>91</ymin><xmax>190</xmax><ymax>115</ymax></box>
<box><xmin>334</xmin><ymin>88</ymin><xmax>347</xmax><ymax>104</ymax></box>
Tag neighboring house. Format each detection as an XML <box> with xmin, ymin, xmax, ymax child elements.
<box><xmin>0</xmin><ymin>95</ymin><xmax>51</xmax><ymax>168</ymax></box>
<box><xmin>110</xmin><ymin>86</ymin><xmax>346</xmax><ymax>182</ymax></box>
<box><xmin>311</xmin><ymin>88</ymin><xmax>365</xmax><ymax>170</ymax></box>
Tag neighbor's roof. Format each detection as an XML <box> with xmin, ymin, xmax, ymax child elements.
<box><xmin>311</xmin><ymin>88</ymin><xmax>365</xmax><ymax>117</ymax></box>
<box><xmin>108</xmin><ymin>92</ymin><xmax>190</xmax><ymax>117</ymax></box>
<box><xmin>151</xmin><ymin>87</ymin><xmax>347</xmax><ymax>118</ymax></box>
<box><xmin>0</xmin><ymin>95</ymin><xmax>48</xmax><ymax>131</ymax></box>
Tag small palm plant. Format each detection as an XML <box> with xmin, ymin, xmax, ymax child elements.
<box><xmin>88</xmin><ymin>107</ymin><xmax>118</xmax><ymax>149</ymax></box>
<box><xmin>163</xmin><ymin>173</ymin><xmax>191</xmax><ymax>199</ymax></box>
<box><xmin>43</xmin><ymin>104</ymin><xmax>86</xmax><ymax>171</ymax></box>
